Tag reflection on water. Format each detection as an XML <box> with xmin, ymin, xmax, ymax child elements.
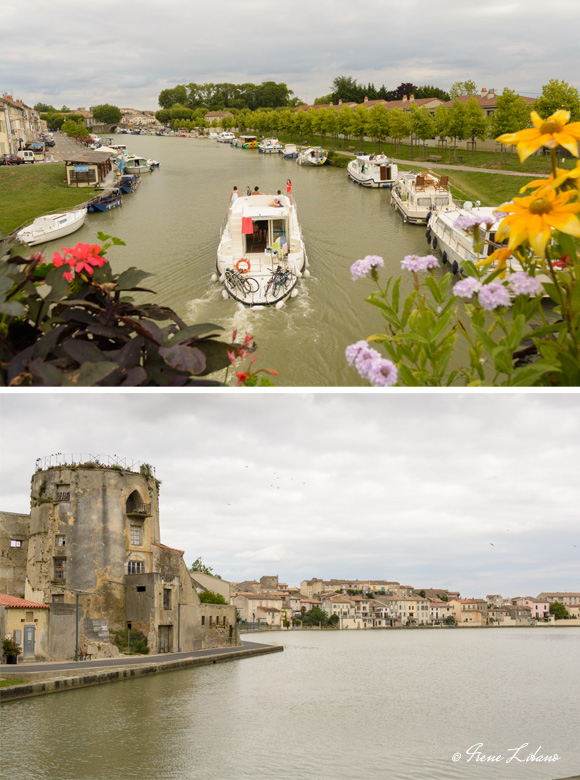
<box><xmin>2</xmin><ymin>629</ymin><xmax>579</xmax><ymax>780</ymax></box>
<box><xmin>39</xmin><ymin>136</ymin><xmax>461</xmax><ymax>386</ymax></box>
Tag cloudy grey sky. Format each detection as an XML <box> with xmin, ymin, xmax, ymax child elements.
<box><xmin>2</xmin><ymin>0</ymin><xmax>578</xmax><ymax>110</ymax></box>
<box><xmin>0</xmin><ymin>392</ymin><xmax>578</xmax><ymax>598</ymax></box>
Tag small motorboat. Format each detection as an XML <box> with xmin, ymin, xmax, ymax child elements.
<box><xmin>281</xmin><ymin>143</ymin><xmax>299</xmax><ymax>159</ymax></box>
<box><xmin>147</xmin><ymin>158</ymin><xmax>160</xmax><ymax>168</ymax></box>
<box><xmin>232</xmin><ymin>135</ymin><xmax>258</xmax><ymax>149</ymax></box>
<box><xmin>347</xmin><ymin>153</ymin><xmax>398</xmax><ymax>188</ymax></box>
<box><xmin>297</xmin><ymin>146</ymin><xmax>327</xmax><ymax>166</ymax></box>
<box><xmin>124</xmin><ymin>155</ymin><xmax>153</xmax><ymax>173</ymax></box>
<box><xmin>87</xmin><ymin>188</ymin><xmax>123</xmax><ymax>212</ymax></box>
<box><xmin>16</xmin><ymin>208</ymin><xmax>87</xmax><ymax>246</ymax></box>
<box><xmin>118</xmin><ymin>174</ymin><xmax>141</xmax><ymax>194</ymax></box>
<box><xmin>258</xmin><ymin>138</ymin><xmax>282</xmax><ymax>154</ymax></box>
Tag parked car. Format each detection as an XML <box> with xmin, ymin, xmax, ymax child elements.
<box><xmin>44</xmin><ymin>139</ymin><xmax>55</xmax><ymax>147</ymax></box>
<box><xmin>0</xmin><ymin>154</ymin><xmax>24</xmax><ymax>165</ymax></box>
<box><xmin>19</xmin><ymin>150</ymin><xmax>36</xmax><ymax>163</ymax></box>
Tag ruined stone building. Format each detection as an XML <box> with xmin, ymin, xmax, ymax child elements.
<box><xmin>0</xmin><ymin>455</ymin><xmax>237</xmax><ymax>661</ymax></box>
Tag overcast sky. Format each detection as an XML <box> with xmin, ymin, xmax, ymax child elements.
<box><xmin>2</xmin><ymin>0</ymin><xmax>578</xmax><ymax>110</ymax></box>
<box><xmin>0</xmin><ymin>392</ymin><xmax>578</xmax><ymax>598</ymax></box>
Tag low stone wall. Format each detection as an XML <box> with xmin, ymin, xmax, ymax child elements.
<box><xmin>0</xmin><ymin>644</ymin><xmax>282</xmax><ymax>702</ymax></box>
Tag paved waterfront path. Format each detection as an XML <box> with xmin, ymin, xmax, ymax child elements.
<box><xmin>334</xmin><ymin>149</ymin><xmax>550</xmax><ymax>178</ymax></box>
<box><xmin>0</xmin><ymin>639</ymin><xmax>273</xmax><ymax>675</ymax></box>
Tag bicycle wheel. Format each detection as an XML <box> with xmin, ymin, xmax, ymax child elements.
<box><xmin>243</xmin><ymin>277</ymin><xmax>260</xmax><ymax>293</ymax></box>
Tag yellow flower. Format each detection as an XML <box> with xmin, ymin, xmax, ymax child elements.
<box><xmin>495</xmin><ymin>188</ymin><xmax>580</xmax><ymax>257</ymax></box>
<box><xmin>496</xmin><ymin>110</ymin><xmax>580</xmax><ymax>163</ymax></box>
<box><xmin>476</xmin><ymin>247</ymin><xmax>512</xmax><ymax>278</ymax></box>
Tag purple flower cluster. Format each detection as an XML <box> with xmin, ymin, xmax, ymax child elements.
<box><xmin>478</xmin><ymin>282</ymin><xmax>512</xmax><ymax>311</ymax></box>
<box><xmin>345</xmin><ymin>341</ymin><xmax>398</xmax><ymax>387</ymax></box>
<box><xmin>401</xmin><ymin>254</ymin><xmax>439</xmax><ymax>272</ymax></box>
<box><xmin>508</xmin><ymin>271</ymin><xmax>544</xmax><ymax>297</ymax></box>
<box><xmin>454</xmin><ymin>214</ymin><xmax>495</xmax><ymax>231</ymax></box>
<box><xmin>452</xmin><ymin>277</ymin><xmax>482</xmax><ymax>298</ymax></box>
<box><xmin>350</xmin><ymin>254</ymin><xmax>384</xmax><ymax>281</ymax></box>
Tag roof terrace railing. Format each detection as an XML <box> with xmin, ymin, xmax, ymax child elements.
<box><xmin>35</xmin><ymin>454</ymin><xmax>156</xmax><ymax>476</ymax></box>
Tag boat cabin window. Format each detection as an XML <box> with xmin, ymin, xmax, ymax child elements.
<box><xmin>417</xmin><ymin>197</ymin><xmax>431</xmax><ymax>206</ymax></box>
<box><xmin>434</xmin><ymin>196</ymin><xmax>449</xmax><ymax>206</ymax></box>
<box><xmin>272</xmin><ymin>219</ymin><xmax>287</xmax><ymax>245</ymax></box>
<box><xmin>245</xmin><ymin>220</ymin><xmax>268</xmax><ymax>252</ymax></box>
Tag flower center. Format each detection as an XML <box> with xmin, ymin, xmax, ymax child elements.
<box><xmin>529</xmin><ymin>197</ymin><xmax>553</xmax><ymax>215</ymax></box>
<box><xmin>539</xmin><ymin>119</ymin><xmax>564</xmax><ymax>135</ymax></box>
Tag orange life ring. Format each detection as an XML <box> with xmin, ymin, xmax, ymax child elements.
<box><xmin>236</xmin><ymin>258</ymin><xmax>251</xmax><ymax>273</ymax></box>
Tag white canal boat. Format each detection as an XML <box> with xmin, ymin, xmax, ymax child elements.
<box><xmin>391</xmin><ymin>171</ymin><xmax>455</xmax><ymax>224</ymax></box>
<box><xmin>258</xmin><ymin>138</ymin><xmax>282</xmax><ymax>153</ymax></box>
<box><xmin>347</xmin><ymin>153</ymin><xmax>398</xmax><ymax>188</ymax></box>
<box><xmin>214</xmin><ymin>193</ymin><xmax>308</xmax><ymax>308</ymax></box>
<box><xmin>426</xmin><ymin>204</ymin><xmax>516</xmax><ymax>276</ymax></box>
<box><xmin>297</xmin><ymin>146</ymin><xmax>327</xmax><ymax>166</ymax></box>
<box><xmin>16</xmin><ymin>208</ymin><xmax>87</xmax><ymax>246</ymax></box>
<box><xmin>217</xmin><ymin>132</ymin><xmax>236</xmax><ymax>143</ymax></box>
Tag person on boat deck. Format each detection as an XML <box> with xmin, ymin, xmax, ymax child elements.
<box><xmin>230</xmin><ymin>186</ymin><xmax>239</xmax><ymax>205</ymax></box>
<box><xmin>252</xmin><ymin>186</ymin><xmax>261</xmax><ymax>195</ymax></box>
<box><xmin>246</xmin><ymin>186</ymin><xmax>252</xmax><ymax>196</ymax></box>
<box><xmin>270</xmin><ymin>190</ymin><xmax>283</xmax><ymax>207</ymax></box>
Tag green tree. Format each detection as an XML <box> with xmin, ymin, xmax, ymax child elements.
<box><xmin>331</xmin><ymin>75</ymin><xmax>364</xmax><ymax>104</ymax></box>
<box><xmin>92</xmin><ymin>104</ymin><xmax>122</xmax><ymax>124</ymax></box>
<box><xmin>388</xmin><ymin>107</ymin><xmax>411</xmax><ymax>150</ymax></box>
<box><xmin>489</xmin><ymin>89</ymin><xmax>533</xmax><ymax>164</ymax></box>
<box><xmin>410</xmin><ymin>105</ymin><xmax>436</xmax><ymax>158</ymax></box>
<box><xmin>158</xmin><ymin>85</ymin><xmax>188</xmax><ymax>109</ymax></box>
<box><xmin>302</xmin><ymin>606</ymin><xmax>330</xmax><ymax>626</ymax></box>
<box><xmin>40</xmin><ymin>112</ymin><xmax>65</xmax><ymax>130</ymax></box>
<box><xmin>314</xmin><ymin>94</ymin><xmax>333</xmax><ymax>105</ymax></box>
<box><xmin>328</xmin><ymin>613</ymin><xmax>339</xmax><ymax>625</ymax></box>
<box><xmin>324</xmin><ymin>107</ymin><xmax>339</xmax><ymax>148</ymax></box>
<box><xmin>446</xmin><ymin>100</ymin><xmax>469</xmax><ymax>160</ymax></box>
<box><xmin>62</xmin><ymin>119</ymin><xmax>88</xmax><ymax>138</ymax></box>
<box><xmin>311</xmin><ymin>107</ymin><xmax>327</xmax><ymax>144</ymax></box>
<box><xmin>535</xmin><ymin>79</ymin><xmax>580</xmax><ymax>122</ymax></box>
<box><xmin>351</xmin><ymin>106</ymin><xmax>369</xmax><ymax>146</ymax></box>
<box><xmin>198</xmin><ymin>590</ymin><xmax>227</xmax><ymax>605</ymax></box>
<box><xmin>155</xmin><ymin>109</ymin><xmax>171</xmax><ymax>125</ymax></box>
<box><xmin>34</xmin><ymin>102</ymin><xmax>55</xmax><ymax>113</ymax></box>
<box><xmin>368</xmin><ymin>103</ymin><xmax>390</xmax><ymax>152</ymax></box>
<box><xmin>449</xmin><ymin>80</ymin><xmax>477</xmax><ymax>99</ymax></box>
<box><xmin>464</xmin><ymin>96</ymin><xmax>488</xmax><ymax>150</ymax></box>
<box><xmin>549</xmin><ymin>601</ymin><xmax>569</xmax><ymax>619</ymax></box>
<box><xmin>190</xmin><ymin>557</ymin><xmax>214</xmax><ymax>575</ymax></box>
<box><xmin>336</xmin><ymin>105</ymin><xmax>353</xmax><ymax>142</ymax></box>
<box><xmin>414</xmin><ymin>85</ymin><xmax>450</xmax><ymax>101</ymax></box>
<box><xmin>170</xmin><ymin>104</ymin><xmax>194</xmax><ymax>121</ymax></box>
<box><xmin>418</xmin><ymin>589</ymin><xmax>426</xmax><ymax>598</ymax></box>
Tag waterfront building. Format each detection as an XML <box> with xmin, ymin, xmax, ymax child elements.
<box><xmin>448</xmin><ymin>598</ymin><xmax>489</xmax><ymax>626</ymax></box>
<box><xmin>232</xmin><ymin>592</ymin><xmax>284</xmax><ymax>626</ymax></box>
<box><xmin>511</xmin><ymin>597</ymin><xmax>550</xmax><ymax>620</ymax></box>
<box><xmin>0</xmin><ymin>594</ymin><xmax>51</xmax><ymax>662</ymax></box>
<box><xmin>429</xmin><ymin>599</ymin><xmax>454</xmax><ymax>623</ymax></box>
<box><xmin>0</xmin><ymin>96</ymin><xmax>46</xmax><ymax>156</ymax></box>
<box><xmin>537</xmin><ymin>592</ymin><xmax>580</xmax><ymax>607</ymax></box>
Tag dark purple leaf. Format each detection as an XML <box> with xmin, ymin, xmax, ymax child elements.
<box><xmin>159</xmin><ymin>345</ymin><xmax>206</xmax><ymax>375</ymax></box>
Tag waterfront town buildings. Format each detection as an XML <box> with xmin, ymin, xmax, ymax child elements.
<box><xmin>0</xmin><ymin>455</ymin><xmax>237</xmax><ymax>662</ymax></box>
<box><xmin>0</xmin><ymin>95</ymin><xmax>46</xmax><ymax>156</ymax></box>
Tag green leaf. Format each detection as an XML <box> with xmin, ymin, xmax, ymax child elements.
<box><xmin>165</xmin><ymin>323</ymin><xmax>224</xmax><ymax>346</ymax></box>
<box><xmin>63</xmin><ymin>339</ymin><xmax>108</xmax><ymax>365</ymax></box>
<box><xmin>0</xmin><ymin>300</ymin><xmax>26</xmax><ymax>316</ymax></box>
<box><xmin>392</xmin><ymin>277</ymin><xmax>401</xmax><ymax>314</ymax></box>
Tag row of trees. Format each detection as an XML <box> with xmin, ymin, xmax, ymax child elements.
<box><xmin>36</xmin><ymin>104</ymin><xmax>122</xmax><ymax>131</ymax></box>
<box><xmin>186</xmin><ymin>92</ymin><xmax>528</xmax><ymax>159</ymax></box>
<box><xmin>327</xmin><ymin>76</ymin><xmax>451</xmax><ymax>104</ymax></box>
<box><xmin>158</xmin><ymin>81</ymin><xmax>298</xmax><ymax>111</ymax></box>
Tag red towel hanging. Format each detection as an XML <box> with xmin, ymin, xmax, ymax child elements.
<box><xmin>242</xmin><ymin>217</ymin><xmax>253</xmax><ymax>234</ymax></box>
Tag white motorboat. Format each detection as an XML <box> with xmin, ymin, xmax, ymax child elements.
<box><xmin>426</xmin><ymin>204</ymin><xmax>521</xmax><ymax>276</ymax></box>
<box><xmin>214</xmin><ymin>193</ymin><xmax>308</xmax><ymax>307</ymax></box>
<box><xmin>258</xmin><ymin>138</ymin><xmax>282</xmax><ymax>154</ymax></box>
<box><xmin>281</xmin><ymin>143</ymin><xmax>299</xmax><ymax>159</ymax></box>
<box><xmin>17</xmin><ymin>208</ymin><xmax>87</xmax><ymax>246</ymax></box>
<box><xmin>391</xmin><ymin>171</ymin><xmax>455</xmax><ymax>224</ymax></box>
<box><xmin>347</xmin><ymin>153</ymin><xmax>398</xmax><ymax>188</ymax></box>
<box><xmin>217</xmin><ymin>132</ymin><xmax>236</xmax><ymax>143</ymax></box>
<box><xmin>124</xmin><ymin>155</ymin><xmax>153</xmax><ymax>173</ymax></box>
<box><xmin>297</xmin><ymin>146</ymin><xmax>327</xmax><ymax>166</ymax></box>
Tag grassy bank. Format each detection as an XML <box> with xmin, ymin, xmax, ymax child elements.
<box><xmin>0</xmin><ymin>164</ymin><xmax>91</xmax><ymax>234</ymax></box>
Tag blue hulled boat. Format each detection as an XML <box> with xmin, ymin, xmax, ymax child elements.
<box><xmin>118</xmin><ymin>174</ymin><xmax>141</xmax><ymax>194</ymax></box>
<box><xmin>87</xmin><ymin>188</ymin><xmax>123</xmax><ymax>212</ymax></box>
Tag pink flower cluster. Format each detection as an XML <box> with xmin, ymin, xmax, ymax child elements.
<box><xmin>454</xmin><ymin>214</ymin><xmax>495</xmax><ymax>231</ymax></box>
<box><xmin>350</xmin><ymin>255</ymin><xmax>385</xmax><ymax>280</ymax></box>
<box><xmin>52</xmin><ymin>244</ymin><xmax>108</xmax><ymax>281</ymax></box>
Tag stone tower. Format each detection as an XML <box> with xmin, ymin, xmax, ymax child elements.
<box><xmin>26</xmin><ymin>456</ymin><xmax>160</xmax><ymax>629</ymax></box>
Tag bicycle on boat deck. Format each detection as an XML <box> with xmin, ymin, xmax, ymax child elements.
<box><xmin>265</xmin><ymin>265</ymin><xmax>294</xmax><ymax>298</ymax></box>
<box><xmin>224</xmin><ymin>267</ymin><xmax>260</xmax><ymax>297</ymax></box>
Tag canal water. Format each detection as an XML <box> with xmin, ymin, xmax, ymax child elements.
<box><xmin>40</xmin><ymin>136</ymin><xmax>462</xmax><ymax>386</ymax></box>
<box><xmin>2</xmin><ymin>628</ymin><xmax>579</xmax><ymax>780</ymax></box>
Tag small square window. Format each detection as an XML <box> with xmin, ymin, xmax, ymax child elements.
<box><xmin>55</xmin><ymin>535</ymin><xmax>66</xmax><ymax>547</ymax></box>
<box><xmin>10</xmin><ymin>540</ymin><xmax>22</xmax><ymax>548</ymax></box>
<box><xmin>137</xmin><ymin>586</ymin><xmax>146</xmax><ymax>593</ymax></box>
<box><xmin>26</xmin><ymin>612</ymin><xmax>34</xmax><ymax>622</ymax></box>
<box><xmin>130</xmin><ymin>525</ymin><xmax>143</xmax><ymax>546</ymax></box>
<box><xmin>201</xmin><ymin>616</ymin><xmax>205</xmax><ymax>626</ymax></box>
